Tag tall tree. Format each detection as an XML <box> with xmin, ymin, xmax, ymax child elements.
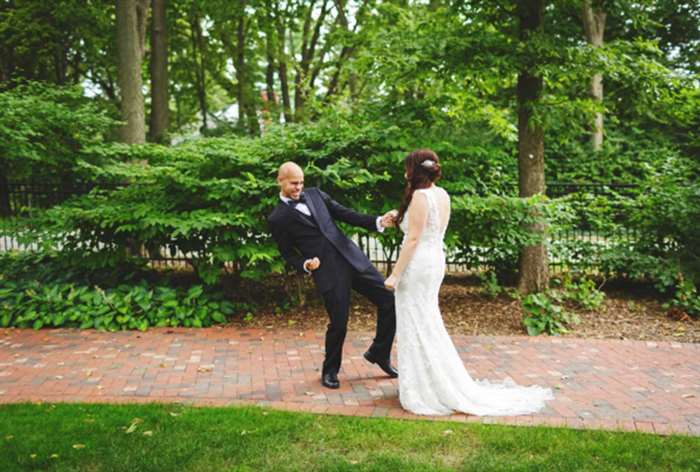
<box><xmin>264</xmin><ymin>0</ymin><xmax>348</xmax><ymax>123</ymax></box>
<box><xmin>149</xmin><ymin>0</ymin><xmax>169</xmax><ymax>143</ymax></box>
<box><xmin>274</xmin><ymin>0</ymin><xmax>293</xmax><ymax>123</ymax></box>
<box><xmin>262</xmin><ymin>0</ymin><xmax>280</xmax><ymax>125</ymax></box>
<box><xmin>517</xmin><ymin>0</ymin><xmax>548</xmax><ymax>293</ymax></box>
<box><xmin>0</xmin><ymin>1</ymin><xmax>115</xmax><ymax>89</ymax></box>
<box><xmin>324</xmin><ymin>0</ymin><xmax>359</xmax><ymax>102</ymax></box>
<box><xmin>209</xmin><ymin>1</ymin><xmax>260</xmax><ymax>134</ymax></box>
<box><xmin>293</xmin><ymin>0</ymin><xmax>329</xmax><ymax>121</ymax></box>
<box><xmin>116</xmin><ymin>0</ymin><xmax>148</xmax><ymax>144</ymax></box>
<box><xmin>582</xmin><ymin>0</ymin><xmax>606</xmax><ymax>151</ymax></box>
<box><xmin>189</xmin><ymin>8</ymin><xmax>208</xmax><ymax>132</ymax></box>
<box><xmin>232</xmin><ymin>2</ymin><xmax>260</xmax><ymax>134</ymax></box>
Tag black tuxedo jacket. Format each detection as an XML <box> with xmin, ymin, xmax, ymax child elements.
<box><xmin>267</xmin><ymin>187</ymin><xmax>379</xmax><ymax>293</ymax></box>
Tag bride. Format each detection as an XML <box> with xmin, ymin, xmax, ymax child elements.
<box><xmin>383</xmin><ymin>149</ymin><xmax>553</xmax><ymax>416</ymax></box>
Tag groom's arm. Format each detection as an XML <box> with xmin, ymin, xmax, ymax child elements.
<box><xmin>268</xmin><ymin>218</ymin><xmax>307</xmax><ymax>274</ymax></box>
<box><xmin>318</xmin><ymin>189</ymin><xmax>384</xmax><ymax>232</ymax></box>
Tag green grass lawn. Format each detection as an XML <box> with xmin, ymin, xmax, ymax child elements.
<box><xmin>1</xmin><ymin>403</ymin><xmax>698</xmax><ymax>471</ymax></box>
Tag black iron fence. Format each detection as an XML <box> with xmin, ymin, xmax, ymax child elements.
<box><xmin>545</xmin><ymin>182</ymin><xmax>639</xmax><ymax>198</ymax></box>
<box><xmin>1</xmin><ymin>180</ymin><xmax>640</xmax><ymax>271</ymax></box>
<box><xmin>546</xmin><ymin>183</ymin><xmax>640</xmax><ymax>271</ymax></box>
<box><xmin>0</xmin><ymin>180</ymin><xmax>102</xmax><ymax>218</ymax></box>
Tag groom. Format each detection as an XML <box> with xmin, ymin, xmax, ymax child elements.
<box><xmin>268</xmin><ymin>162</ymin><xmax>398</xmax><ymax>389</ymax></box>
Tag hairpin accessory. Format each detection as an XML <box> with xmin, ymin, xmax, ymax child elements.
<box><xmin>421</xmin><ymin>160</ymin><xmax>436</xmax><ymax>168</ymax></box>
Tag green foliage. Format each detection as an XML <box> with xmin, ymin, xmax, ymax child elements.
<box><xmin>0</xmin><ymin>251</ymin><xmax>244</xmax><ymax>330</ymax></box>
<box><xmin>552</xmin><ymin>276</ymin><xmax>605</xmax><ymax>312</ymax></box>
<box><xmin>0</xmin><ymin>0</ymin><xmax>698</xmax><ymax>332</ymax></box>
<box><xmin>0</xmin><ymin>82</ymin><xmax>117</xmax><ymax>183</ymax></box>
<box><xmin>665</xmin><ymin>278</ymin><xmax>700</xmax><ymax>318</ymax></box>
<box><xmin>0</xmin><ymin>1</ymin><xmax>116</xmax><ymax>89</ymax></box>
<box><xmin>0</xmin><ymin>277</ymin><xmax>238</xmax><ymax>331</ymax></box>
<box><xmin>565</xmin><ymin>278</ymin><xmax>605</xmax><ymax>312</ymax></box>
<box><xmin>0</xmin><ymin>250</ymin><xmax>148</xmax><ymax>286</ymax></box>
<box><xmin>450</xmin><ymin>194</ymin><xmax>575</xmax><ymax>281</ymax></box>
<box><xmin>1</xmin><ymin>96</ymin><xmax>697</xmax><ymax>320</ymax></box>
<box><xmin>9</xmin><ymin>112</ymin><xmax>549</xmax><ymax>286</ymax></box>
<box><xmin>8</xmin><ymin>116</ymin><xmax>396</xmax><ymax>285</ymax></box>
<box><xmin>6</xmin><ymin>108</ymin><xmax>696</xmax><ymax>309</ymax></box>
<box><xmin>543</xmin><ymin>156</ymin><xmax>699</xmax><ymax>318</ymax></box>
<box><xmin>519</xmin><ymin>274</ymin><xmax>605</xmax><ymax>337</ymax></box>
<box><xmin>583</xmin><ymin>167</ymin><xmax>700</xmax><ymax>317</ymax></box>
<box><xmin>629</xmin><ymin>172</ymin><xmax>700</xmax><ymax>284</ymax></box>
<box><xmin>522</xmin><ymin>292</ymin><xmax>580</xmax><ymax>336</ymax></box>
<box><xmin>479</xmin><ymin>271</ymin><xmax>504</xmax><ymax>299</ymax></box>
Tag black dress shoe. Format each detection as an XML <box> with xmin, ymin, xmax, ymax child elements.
<box><xmin>363</xmin><ymin>351</ymin><xmax>398</xmax><ymax>378</ymax></box>
<box><xmin>321</xmin><ymin>372</ymin><xmax>340</xmax><ymax>389</ymax></box>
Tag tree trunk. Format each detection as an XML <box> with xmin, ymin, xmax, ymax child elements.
<box><xmin>293</xmin><ymin>0</ymin><xmax>328</xmax><ymax>122</ymax></box>
<box><xmin>263</xmin><ymin>0</ymin><xmax>279</xmax><ymax>125</ymax></box>
<box><xmin>234</xmin><ymin>7</ymin><xmax>260</xmax><ymax>135</ymax></box>
<box><xmin>325</xmin><ymin>0</ymin><xmax>367</xmax><ymax>103</ymax></box>
<box><xmin>582</xmin><ymin>0</ymin><xmax>606</xmax><ymax>152</ymax></box>
<box><xmin>52</xmin><ymin>45</ymin><xmax>68</xmax><ymax>85</ymax></box>
<box><xmin>324</xmin><ymin>1</ymin><xmax>349</xmax><ymax>101</ymax></box>
<box><xmin>116</xmin><ymin>0</ymin><xmax>148</xmax><ymax>144</ymax></box>
<box><xmin>189</xmin><ymin>13</ymin><xmax>208</xmax><ymax>133</ymax></box>
<box><xmin>149</xmin><ymin>0</ymin><xmax>169</xmax><ymax>143</ymax></box>
<box><xmin>517</xmin><ymin>0</ymin><xmax>548</xmax><ymax>294</ymax></box>
<box><xmin>94</xmin><ymin>70</ymin><xmax>120</xmax><ymax>108</ymax></box>
<box><xmin>275</xmin><ymin>2</ymin><xmax>293</xmax><ymax>123</ymax></box>
<box><xmin>277</xmin><ymin>55</ymin><xmax>292</xmax><ymax>123</ymax></box>
<box><xmin>234</xmin><ymin>14</ymin><xmax>246</xmax><ymax>132</ymax></box>
<box><xmin>293</xmin><ymin>1</ymin><xmax>315</xmax><ymax>122</ymax></box>
<box><xmin>264</xmin><ymin>56</ymin><xmax>278</xmax><ymax>124</ymax></box>
<box><xmin>174</xmin><ymin>90</ymin><xmax>181</xmax><ymax>127</ymax></box>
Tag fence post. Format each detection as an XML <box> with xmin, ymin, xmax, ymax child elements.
<box><xmin>0</xmin><ymin>173</ymin><xmax>10</xmax><ymax>217</ymax></box>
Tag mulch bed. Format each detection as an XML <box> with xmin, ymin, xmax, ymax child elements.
<box><xmin>227</xmin><ymin>275</ymin><xmax>700</xmax><ymax>343</ymax></box>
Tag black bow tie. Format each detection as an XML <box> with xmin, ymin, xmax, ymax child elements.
<box><xmin>288</xmin><ymin>194</ymin><xmax>306</xmax><ymax>207</ymax></box>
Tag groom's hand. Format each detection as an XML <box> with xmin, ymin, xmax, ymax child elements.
<box><xmin>381</xmin><ymin>210</ymin><xmax>398</xmax><ymax>228</ymax></box>
<box><xmin>384</xmin><ymin>274</ymin><xmax>398</xmax><ymax>291</ymax></box>
<box><xmin>304</xmin><ymin>257</ymin><xmax>321</xmax><ymax>272</ymax></box>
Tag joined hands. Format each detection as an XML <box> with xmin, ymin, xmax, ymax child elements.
<box><xmin>384</xmin><ymin>274</ymin><xmax>398</xmax><ymax>291</ymax></box>
<box><xmin>381</xmin><ymin>209</ymin><xmax>399</xmax><ymax>228</ymax></box>
<box><xmin>304</xmin><ymin>257</ymin><xmax>321</xmax><ymax>271</ymax></box>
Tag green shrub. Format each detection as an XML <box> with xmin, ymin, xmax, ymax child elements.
<box><xmin>0</xmin><ymin>251</ymin><xmax>246</xmax><ymax>330</ymax></box>
<box><xmin>521</xmin><ymin>292</ymin><xmax>580</xmax><ymax>336</ymax></box>
<box><xmin>8</xmin><ymin>113</ymin><xmax>575</xmax><ymax>286</ymax></box>
<box><xmin>0</xmin><ymin>278</ymin><xmax>240</xmax><ymax>331</ymax></box>
<box><xmin>0</xmin><ymin>81</ymin><xmax>117</xmax><ymax>184</ymax></box>
<box><xmin>479</xmin><ymin>271</ymin><xmax>504</xmax><ymax>299</ymax></box>
<box><xmin>664</xmin><ymin>278</ymin><xmax>700</xmax><ymax>318</ymax></box>
<box><xmin>553</xmin><ymin>276</ymin><xmax>605</xmax><ymax>311</ymax></box>
<box><xmin>449</xmin><ymin>193</ymin><xmax>575</xmax><ymax>279</ymax></box>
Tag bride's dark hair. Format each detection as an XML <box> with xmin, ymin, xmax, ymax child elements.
<box><xmin>396</xmin><ymin>149</ymin><xmax>442</xmax><ymax>225</ymax></box>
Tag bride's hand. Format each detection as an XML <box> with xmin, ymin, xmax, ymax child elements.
<box><xmin>384</xmin><ymin>274</ymin><xmax>398</xmax><ymax>291</ymax></box>
<box><xmin>381</xmin><ymin>209</ymin><xmax>398</xmax><ymax>228</ymax></box>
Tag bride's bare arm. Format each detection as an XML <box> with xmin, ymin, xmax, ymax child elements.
<box><xmin>385</xmin><ymin>192</ymin><xmax>428</xmax><ymax>289</ymax></box>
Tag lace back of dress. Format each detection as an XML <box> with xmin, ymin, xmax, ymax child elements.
<box><xmin>418</xmin><ymin>188</ymin><xmax>442</xmax><ymax>244</ymax></box>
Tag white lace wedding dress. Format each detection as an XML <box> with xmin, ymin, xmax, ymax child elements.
<box><xmin>395</xmin><ymin>186</ymin><xmax>553</xmax><ymax>416</ymax></box>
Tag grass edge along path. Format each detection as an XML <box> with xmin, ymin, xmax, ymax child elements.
<box><xmin>1</xmin><ymin>402</ymin><xmax>699</xmax><ymax>471</ymax></box>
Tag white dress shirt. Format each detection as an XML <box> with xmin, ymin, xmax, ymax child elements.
<box><xmin>280</xmin><ymin>194</ymin><xmax>312</xmax><ymax>216</ymax></box>
<box><xmin>279</xmin><ymin>193</ymin><xmax>385</xmax><ymax>273</ymax></box>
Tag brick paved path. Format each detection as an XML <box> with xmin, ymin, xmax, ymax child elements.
<box><xmin>1</xmin><ymin>327</ymin><xmax>698</xmax><ymax>436</ymax></box>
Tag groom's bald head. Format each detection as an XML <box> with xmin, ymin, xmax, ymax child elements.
<box><xmin>277</xmin><ymin>162</ymin><xmax>303</xmax><ymax>181</ymax></box>
<box><xmin>277</xmin><ymin>161</ymin><xmax>304</xmax><ymax>200</ymax></box>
